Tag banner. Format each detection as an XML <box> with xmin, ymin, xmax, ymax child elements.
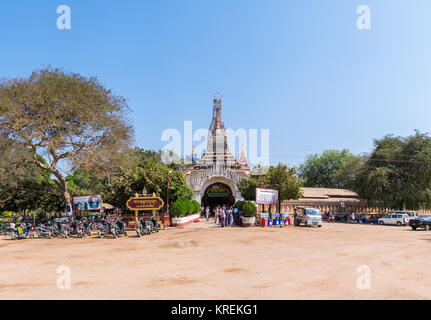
<box><xmin>73</xmin><ymin>194</ymin><xmax>102</xmax><ymax>211</ymax></box>
<box><xmin>256</xmin><ymin>188</ymin><xmax>278</xmax><ymax>205</ymax></box>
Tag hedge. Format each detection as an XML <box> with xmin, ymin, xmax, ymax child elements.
<box><xmin>170</xmin><ymin>199</ymin><xmax>201</xmax><ymax>217</ymax></box>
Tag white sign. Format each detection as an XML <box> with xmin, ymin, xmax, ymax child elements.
<box><xmin>256</xmin><ymin>188</ymin><xmax>278</xmax><ymax>205</ymax></box>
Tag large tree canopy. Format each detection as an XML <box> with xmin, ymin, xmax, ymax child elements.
<box><xmin>0</xmin><ymin>67</ymin><xmax>133</xmax><ymax>210</ymax></box>
<box><xmin>355</xmin><ymin>131</ymin><xmax>431</xmax><ymax>210</ymax></box>
<box><xmin>299</xmin><ymin>149</ymin><xmax>362</xmax><ymax>189</ymax></box>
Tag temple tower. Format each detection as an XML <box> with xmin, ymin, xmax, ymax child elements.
<box><xmin>186</xmin><ymin>94</ymin><xmax>250</xmax><ymax>207</ymax></box>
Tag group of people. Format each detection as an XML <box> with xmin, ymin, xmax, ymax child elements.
<box><xmin>202</xmin><ymin>205</ymin><xmax>243</xmax><ymax>227</ymax></box>
<box><xmin>323</xmin><ymin>211</ymin><xmax>369</xmax><ymax>224</ymax></box>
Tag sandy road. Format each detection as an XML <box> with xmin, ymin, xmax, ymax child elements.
<box><xmin>1</xmin><ymin>219</ymin><xmax>431</xmax><ymax>300</ymax></box>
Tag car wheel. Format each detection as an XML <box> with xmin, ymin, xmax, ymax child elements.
<box><xmin>426</xmin><ymin>225</ymin><xmax>430</xmax><ymax>231</ymax></box>
<box><xmin>379</xmin><ymin>221</ymin><xmax>384</xmax><ymax>225</ymax></box>
<box><xmin>396</xmin><ymin>221</ymin><xmax>401</xmax><ymax>226</ymax></box>
<box><xmin>411</xmin><ymin>226</ymin><xmax>417</xmax><ymax>231</ymax></box>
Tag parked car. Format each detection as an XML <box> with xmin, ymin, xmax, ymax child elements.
<box><xmin>378</xmin><ymin>214</ymin><xmax>409</xmax><ymax>226</ymax></box>
<box><xmin>294</xmin><ymin>207</ymin><xmax>322</xmax><ymax>227</ymax></box>
<box><xmin>409</xmin><ymin>216</ymin><xmax>431</xmax><ymax>231</ymax></box>
<box><xmin>388</xmin><ymin>210</ymin><xmax>418</xmax><ymax>219</ymax></box>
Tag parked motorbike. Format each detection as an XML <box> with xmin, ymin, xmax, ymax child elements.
<box><xmin>10</xmin><ymin>223</ymin><xmax>34</xmax><ymax>240</ymax></box>
<box><xmin>96</xmin><ymin>221</ymin><xmax>117</xmax><ymax>238</ymax></box>
<box><xmin>36</xmin><ymin>224</ymin><xmax>53</xmax><ymax>238</ymax></box>
<box><xmin>56</xmin><ymin>223</ymin><xmax>70</xmax><ymax>238</ymax></box>
<box><xmin>113</xmin><ymin>218</ymin><xmax>128</xmax><ymax>237</ymax></box>
<box><xmin>136</xmin><ymin>218</ymin><xmax>151</xmax><ymax>237</ymax></box>
<box><xmin>150</xmin><ymin>216</ymin><xmax>159</xmax><ymax>233</ymax></box>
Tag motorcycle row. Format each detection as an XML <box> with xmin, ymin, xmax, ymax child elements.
<box><xmin>4</xmin><ymin>216</ymin><xmax>160</xmax><ymax>240</ymax></box>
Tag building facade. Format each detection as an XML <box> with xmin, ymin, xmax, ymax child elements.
<box><xmin>186</xmin><ymin>95</ymin><xmax>250</xmax><ymax>207</ymax></box>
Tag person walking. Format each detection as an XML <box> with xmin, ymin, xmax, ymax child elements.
<box><xmin>215</xmin><ymin>206</ymin><xmax>219</xmax><ymax>224</ymax></box>
<box><xmin>205</xmin><ymin>206</ymin><xmax>210</xmax><ymax>223</ymax></box>
<box><xmin>229</xmin><ymin>207</ymin><xmax>234</xmax><ymax>227</ymax></box>
<box><xmin>220</xmin><ymin>207</ymin><xmax>226</xmax><ymax>227</ymax></box>
<box><xmin>223</xmin><ymin>206</ymin><xmax>229</xmax><ymax>227</ymax></box>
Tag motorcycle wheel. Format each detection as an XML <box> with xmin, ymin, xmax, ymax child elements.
<box><xmin>30</xmin><ymin>232</ymin><xmax>34</xmax><ymax>239</ymax></box>
<box><xmin>98</xmin><ymin>231</ymin><xmax>103</xmax><ymax>238</ymax></box>
<box><xmin>124</xmin><ymin>232</ymin><xmax>128</xmax><ymax>237</ymax></box>
<box><xmin>48</xmin><ymin>231</ymin><xmax>52</xmax><ymax>239</ymax></box>
<box><xmin>78</xmin><ymin>232</ymin><xmax>83</xmax><ymax>238</ymax></box>
<box><xmin>137</xmin><ymin>229</ymin><xmax>141</xmax><ymax>237</ymax></box>
<box><xmin>11</xmin><ymin>232</ymin><xmax>16</xmax><ymax>240</ymax></box>
<box><xmin>113</xmin><ymin>231</ymin><xmax>118</xmax><ymax>238</ymax></box>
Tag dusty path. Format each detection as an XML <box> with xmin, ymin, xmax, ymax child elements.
<box><xmin>1</xmin><ymin>219</ymin><xmax>430</xmax><ymax>299</ymax></box>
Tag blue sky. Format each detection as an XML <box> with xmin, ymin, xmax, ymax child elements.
<box><xmin>1</xmin><ymin>0</ymin><xmax>430</xmax><ymax>167</ymax></box>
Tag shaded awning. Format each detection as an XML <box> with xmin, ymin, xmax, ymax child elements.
<box><xmin>102</xmin><ymin>203</ymin><xmax>115</xmax><ymax>210</ymax></box>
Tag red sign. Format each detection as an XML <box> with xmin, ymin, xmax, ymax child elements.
<box><xmin>126</xmin><ymin>196</ymin><xmax>164</xmax><ymax>211</ymax></box>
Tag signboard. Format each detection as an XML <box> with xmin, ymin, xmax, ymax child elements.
<box><xmin>207</xmin><ymin>183</ymin><xmax>229</xmax><ymax>197</ymax></box>
<box><xmin>256</xmin><ymin>188</ymin><xmax>279</xmax><ymax>205</ymax></box>
<box><xmin>126</xmin><ymin>196</ymin><xmax>164</xmax><ymax>211</ymax></box>
<box><xmin>73</xmin><ymin>194</ymin><xmax>102</xmax><ymax>211</ymax></box>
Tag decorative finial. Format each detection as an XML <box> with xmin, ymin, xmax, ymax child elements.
<box><xmin>213</xmin><ymin>92</ymin><xmax>224</xmax><ymax>100</ymax></box>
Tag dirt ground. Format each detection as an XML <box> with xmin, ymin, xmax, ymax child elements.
<box><xmin>1</xmin><ymin>219</ymin><xmax>431</xmax><ymax>300</ymax></box>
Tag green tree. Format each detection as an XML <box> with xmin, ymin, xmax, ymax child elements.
<box><xmin>104</xmin><ymin>151</ymin><xmax>193</xmax><ymax>210</ymax></box>
<box><xmin>0</xmin><ymin>137</ymin><xmax>63</xmax><ymax>214</ymax></box>
<box><xmin>66</xmin><ymin>168</ymin><xmax>107</xmax><ymax>197</ymax></box>
<box><xmin>299</xmin><ymin>149</ymin><xmax>359</xmax><ymax>188</ymax></box>
<box><xmin>0</xmin><ymin>67</ymin><xmax>133</xmax><ymax>210</ymax></box>
<box><xmin>330</xmin><ymin>155</ymin><xmax>367</xmax><ymax>190</ymax></box>
<box><xmin>356</xmin><ymin>131</ymin><xmax>431</xmax><ymax>210</ymax></box>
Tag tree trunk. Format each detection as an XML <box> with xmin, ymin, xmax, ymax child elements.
<box><xmin>53</xmin><ymin>171</ymin><xmax>72</xmax><ymax>216</ymax></box>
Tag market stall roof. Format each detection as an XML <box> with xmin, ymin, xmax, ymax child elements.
<box><xmin>300</xmin><ymin>187</ymin><xmax>358</xmax><ymax>199</ymax></box>
<box><xmin>102</xmin><ymin>203</ymin><xmax>115</xmax><ymax>210</ymax></box>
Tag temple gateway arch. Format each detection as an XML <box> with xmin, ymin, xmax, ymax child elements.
<box><xmin>186</xmin><ymin>94</ymin><xmax>250</xmax><ymax>208</ymax></box>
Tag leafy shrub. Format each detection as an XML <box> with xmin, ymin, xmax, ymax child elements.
<box><xmin>171</xmin><ymin>199</ymin><xmax>201</xmax><ymax>216</ymax></box>
<box><xmin>235</xmin><ymin>201</ymin><xmax>245</xmax><ymax>212</ymax></box>
<box><xmin>242</xmin><ymin>201</ymin><xmax>257</xmax><ymax>217</ymax></box>
<box><xmin>171</xmin><ymin>199</ymin><xmax>186</xmax><ymax>217</ymax></box>
<box><xmin>191</xmin><ymin>200</ymin><xmax>201</xmax><ymax>213</ymax></box>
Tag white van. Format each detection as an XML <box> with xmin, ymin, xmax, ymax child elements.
<box><xmin>294</xmin><ymin>207</ymin><xmax>322</xmax><ymax>227</ymax></box>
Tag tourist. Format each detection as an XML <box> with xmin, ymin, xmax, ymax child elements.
<box><xmin>223</xmin><ymin>206</ymin><xmax>229</xmax><ymax>227</ymax></box>
<box><xmin>220</xmin><ymin>207</ymin><xmax>226</xmax><ymax>227</ymax></box>
<box><xmin>205</xmin><ymin>206</ymin><xmax>210</xmax><ymax>223</ymax></box>
<box><xmin>215</xmin><ymin>206</ymin><xmax>219</xmax><ymax>224</ymax></box>
<box><xmin>229</xmin><ymin>207</ymin><xmax>234</xmax><ymax>227</ymax></box>
<box><xmin>233</xmin><ymin>206</ymin><xmax>239</xmax><ymax>226</ymax></box>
